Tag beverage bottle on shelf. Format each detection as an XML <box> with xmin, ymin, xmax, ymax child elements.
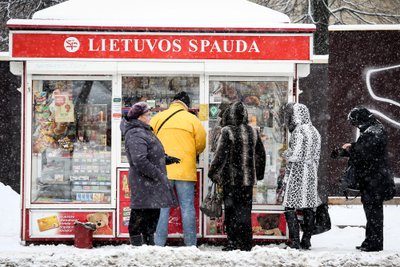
<box><xmin>99</xmin><ymin>110</ymin><xmax>104</xmax><ymax>123</ymax></box>
<box><xmin>89</xmin><ymin>106</ymin><xmax>95</xmax><ymax>125</ymax></box>
<box><xmin>83</xmin><ymin>129</ymin><xmax>89</xmax><ymax>142</ymax></box>
<box><xmin>90</xmin><ymin>131</ymin><xmax>97</xmax><ymax>141</ymax></box>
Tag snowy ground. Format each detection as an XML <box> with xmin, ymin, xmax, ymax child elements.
<box><xmin>1</xmin><ymin>182</ymin><xmax>400</xmax><ymax>267</ymax></box>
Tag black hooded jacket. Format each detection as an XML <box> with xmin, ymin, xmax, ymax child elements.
<box><xmin>208</xmin><ymin>102</ymin><xmax>266</xmax><ymax>186</ymax></box>
<box><xmin>335</xmin><ymin>108</ymin><xmax>394</xmax><ymax>203</ymax></box>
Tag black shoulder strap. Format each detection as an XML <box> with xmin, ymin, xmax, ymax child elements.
<box><xmin>156</xmin><ymin>109</ymin><xmax>184</xmax><ymax>135</ymax></box>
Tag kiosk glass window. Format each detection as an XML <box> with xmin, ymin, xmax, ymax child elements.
<box><xmin>208</xmin><ymin>78</ymin><xmax>289</xmax><ymax>205</ymax></box>
<box><xmin>31</xmin><ymin>78</ymin><xmax>112</xmax><ymax>204</ymax></box>
<box><xmin>120</xmin><ymin>76</ymin><xmax>200</xmax><ymax>163</ymax></box>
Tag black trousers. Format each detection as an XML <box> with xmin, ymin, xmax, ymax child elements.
<box><xmin>362</xmin><ymin>202</ymin><xmax>383</xmax><ymax>250</ymax></box>
<box><xmin>128</xmin><ymin>208</ymin><xmax>160</xmax><ymax>238</ymax></box>
<box><xmin>223</xmin><ymin>184</ymin><xmax>253</xmax><ymax>250</ymax></box>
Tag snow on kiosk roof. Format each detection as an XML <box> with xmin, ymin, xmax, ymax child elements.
<box><xmin>7</xmin><ymin>0</ymin><xmax>314</xmax><ymax>61</ymax></box>
<box><xmin>7</xmin><ymin>0</ymin><xmax>315</xmax><ymax>32</ymax></box>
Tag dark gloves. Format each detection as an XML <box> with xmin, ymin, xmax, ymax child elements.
<box><xmin>165</xmin><ymin>154</ymin><xmax>181</xmax><ymax>165</ymax></box>
<box><xmin>331</xmin><ymin>147</ymin><xmax>347</xmax><ymax>159</ymax></box>
<box><xmin>330</xmin><ymin>147</ymin><xmax>340</xmax><ymax>159</ymax></box>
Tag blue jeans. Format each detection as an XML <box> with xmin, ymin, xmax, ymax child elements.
<box><xmin>155</xmin><ymin>180</ymin><xmax>196</xmax><ymax>246</ymax></box>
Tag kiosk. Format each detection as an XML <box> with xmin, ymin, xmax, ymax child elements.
<box><xmin>7</xmin><ymin>0</ymin><xmax>315</xmax><ymax>244</ymax></box>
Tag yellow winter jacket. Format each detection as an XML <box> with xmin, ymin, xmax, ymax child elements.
<box><xmin>150</xmin><ymin>102</ymin><xmax>206</xmax><ymax>181</ymax></box>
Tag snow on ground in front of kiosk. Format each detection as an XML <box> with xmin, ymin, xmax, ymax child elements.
<box><xmin>1</xmin><ymin>182</ymin><xmax>400</xmax><ymax>267</ymax></box>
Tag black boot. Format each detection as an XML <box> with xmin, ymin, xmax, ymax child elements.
<box><xmin>285</xmin><ymin>210</ymin><xmax>300</xmax><ymax>249</ymax></box>
<box><xmin>300</xmin><ymin>208</ymin><xmax>315</xmax><ymax>250</ymax></box>
<box><xmin>222</xmin><ymin>240</ymin><xmax>237</xmax><ymax>251</ymax></box>
<box><xmin>130</xmin><ymin>235</ymin><xmax>143</xmax><ymax>246</ymax></box>
<box><xmin>143</xmin><ymin>234</ymin><xmax>155</xmax><ymax>245</ymax></box>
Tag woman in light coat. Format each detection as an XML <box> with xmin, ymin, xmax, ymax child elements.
<box><xmin>282</xmin><ymin>103</ymin><xmax>321</xmax><ymax>249</ymax></box>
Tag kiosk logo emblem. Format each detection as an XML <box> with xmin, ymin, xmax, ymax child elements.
<box><xmin>64</xmin><ymin>37</ymin><xmax>80</xmax><ymax>53</ymax></box>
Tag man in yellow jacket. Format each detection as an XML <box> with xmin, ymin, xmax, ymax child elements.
<box><xmin>151</xmin><ymin>91</ymin><xmax>206</xmax><ymax>247</ymax></box>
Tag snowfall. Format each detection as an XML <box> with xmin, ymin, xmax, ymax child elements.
<box><xmin>1</xmin><ymin>182</ymin><xmax>400</xmax><ymax>267</ymax></box>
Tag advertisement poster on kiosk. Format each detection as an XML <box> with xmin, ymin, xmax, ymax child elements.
<box><xmin>117</xmin><ymin>169</ymin><xmax>202</xmax><ymax>237</ymax></box>
<box><xmin>30</xmin><ymin>210</ymin><xmax>114</xmax><ymax>238</ymax></box>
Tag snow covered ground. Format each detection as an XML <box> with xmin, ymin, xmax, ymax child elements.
<box><xmin>1</xmin><ymin>182</ymin><xmax>400</xmax><ymax>267</ymax></box>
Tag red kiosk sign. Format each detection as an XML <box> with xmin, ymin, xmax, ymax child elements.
<box><xmin>11</xmin><ymin>32</ymin><xmax>311</xmax><ymax>60</ymax></box>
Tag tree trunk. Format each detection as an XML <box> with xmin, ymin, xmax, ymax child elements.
<box><xmin>312</xmin><ymin>0</ymin><xmax>329</xmax><ymax>55</ymax></box>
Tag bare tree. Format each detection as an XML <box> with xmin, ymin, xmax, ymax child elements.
<box><xmin>0</xmin><ymin>0</ymin><xmax>66</xmax><ymax>51</ymax></box>
<box><xmin>253</xmin><ymin>0</ymin><xmax>400</xmax><ymax>24</ymax></box>
<box><xmin>1</xmin><ymin>0</ymin><xmax>399</xmax><ymax>53</ymax></box>
<box><xmin>252</xmin><ymin>0</ymin><xmax>400</xmax><ymax>54</ymax></box>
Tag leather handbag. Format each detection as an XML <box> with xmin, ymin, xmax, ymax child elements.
<box><xmin>341</xmin><ymin>164</ymin><xmax>359</xmax><ymax>190</ymax></box>
<box><xmin>340</xmin><ymin>164</ymin><xmax>360</xmax><ymax>199</ymax></box>
<box><xmin>312</xmin><ymin>203</ymin><xmax>331</xmax><ymax>235</ymax></box>
<box><xmin>383</xmin><ymin>169</ymin><xmax>396</xmax><ymax>201</ymax></box>
<box><xmin>200</xmin><ymin>182</ymin><xmax>222</xmax><ymax>218</ymax></box>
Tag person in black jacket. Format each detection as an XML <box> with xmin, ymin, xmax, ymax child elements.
<box><xmin>208</xmin><ymin>101</ymin><xmax>266</xmax><ymax>251</ymax></box>
<box><xmin>331</xmin><ymin>106</ymin><xmax>395</xmax><ymax>252</ymax></box>
<box><xmin>120</xmin><ymin>102</ymin><xmax>177</xmax><ymax>246</ymax></box>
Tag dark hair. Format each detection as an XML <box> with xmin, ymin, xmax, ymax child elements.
<box><xmin>173</xmin><ymin>91</ymin><xmax>191</xmax><ymax>107</ymax></box>
<box><xmin>284</xmin><ymin>102</ymin><xmax>296</xmax><ymax>133</ymax></box>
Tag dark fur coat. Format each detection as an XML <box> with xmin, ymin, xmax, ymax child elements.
<box><xmin>208</xmin><ymin>102</ymin><xmax>266</xmax><ymax>186</ymax></box>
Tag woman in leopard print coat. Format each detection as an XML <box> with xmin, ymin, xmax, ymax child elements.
<box><xmin>282</xmin><ymin>103</ymin><xmax>321</xmax><ymax>250</ymax></box>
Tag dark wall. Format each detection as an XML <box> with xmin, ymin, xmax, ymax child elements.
<box><xmin>0</xmin><ymin>61</ymin><xmax>21</xmax><ymax>193</ymax></box>
<box><xmin>327</xmin><ymin>30</ymin><xmax>400</xmax><ymax>195</ymax></box>
<box><xmin>295</xmin><ymin>31</ymin><xmax>400</xmax><ymax>198</ymax></box>
<box><xmin>299</xmin><ymin>63</ymin><xmax>330</xmax><ymax>199</ymax></box>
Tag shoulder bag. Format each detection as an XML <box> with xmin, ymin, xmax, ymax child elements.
<box><xmin>200</xmin><ymin>182</ymin><xmax>222</xmax><ymax>218</ymax></box>
<box><xmin>340</xmin><ymin>164</ymin><xmax>360</xmax><ymax>200</ymax></box>
<box><xmin>383</xmin><ymin>169</ymin><xmax>396</xmax><ymax>201</ymax></box>
<box><xmin>155</xmin><ymin>109</ymin><xmax>184</xmax><ymax>135</ymax></box>
<box><xmin>312</xmin><ymin>203</ymin><xmax>331</xmax><ymax>235</ymax></box>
